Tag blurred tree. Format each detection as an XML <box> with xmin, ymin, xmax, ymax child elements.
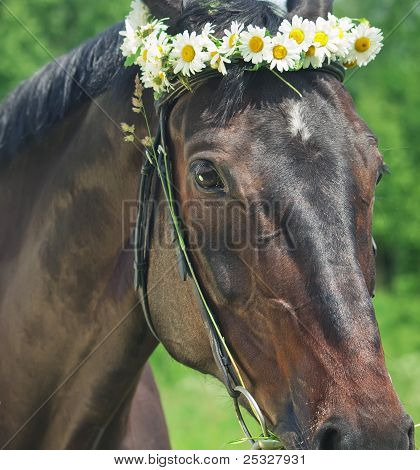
<box><xmin>335</xmin><ymin>0</ymin><xmax>420</xmax><ymax>294</ymax></box>
<box><xmin>0</xmin><ymin>0</ymin><xmax>127</xmax><ymax>98</ymax></box>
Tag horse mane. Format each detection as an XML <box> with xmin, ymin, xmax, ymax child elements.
<box><xmin>0</xmin><ymin>21</ymin><xmax>125</xmax><ymax>168</ymax></box>
<box><xmin>0</xmin><ymin>1</ymin><xmax>285</xmax><ymax>167</ymax></box>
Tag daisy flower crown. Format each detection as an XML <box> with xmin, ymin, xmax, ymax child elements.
<box><xmin>120</xmin><ymin>0</ymin><xmax>384</xmax><ymax>99</ymax></box>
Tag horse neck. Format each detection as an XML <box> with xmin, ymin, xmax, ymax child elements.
<box><xmin>0</xmin><ymin>85</ymin><xmax>158</xmax><ymax>448</ymax></box>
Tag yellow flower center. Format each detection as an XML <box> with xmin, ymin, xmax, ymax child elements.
<box><xmin>289</xmin><ymin>28</ymin><xmax>304</xmax><ymax>44</ymax></box>
<box><xmin>181</xmin><ymin>44</ymin><xmax>196</xmax><ymax>62</ymax></box>
<box><xmin>249</xmin><ymin>36</ymin><xmax>264</xmax><ymax>53</ymax></box>
<box><xmin>344</xmin><ymin>59</ymin><xmax>357</xmax><ymax>69</ymax></box>
<box><xmin>355</xmin><ymin>37</ymin><xmax>371</xmax><ymax>52</ymax></box>
<box><xmin>338</xmin><ymin>27</ymin><xmax>344</xmax><ymax>39</ymax></box>
<box><xmin>314</xmin><ymin>31</ymin><xmax>329</xmax><ymax>47</ymax></box>
<box><xmin>306</xmin><ymin>45</ymin><xmax>316</xmax><ymax>57</ymax></box>
<box><xmin>210</xmin><ymin>51</ymin><xmax>221</xmax><ymax>70</ymax></box>
<box><xmin>273</xmin><ymin>45</ymin><xmax>287</xmax><ymax>60</ymax></box>
<box><xmin>142</xmin><ymin>49</ymin><xmax>148</xmax><ymax>61</ymax></box>
<box><xmin>228</xmin><ymin>33</ymin><xmax>237</xmax><ymax>48</ymax></box>
<box><xmin>211</xmin><ymin>57</ymin><xmax>220</xmax><ymax>69</ymax></box>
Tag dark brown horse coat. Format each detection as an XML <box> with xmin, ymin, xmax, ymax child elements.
<box><xmin>0</xmin><ymin>28</ymin><xmax>169</xmax><ymax>449</ymax></box>
<box><xmin>0</xmin><ymin>0</ymin><xmax>414</xmax><ymax>449</ymax></box>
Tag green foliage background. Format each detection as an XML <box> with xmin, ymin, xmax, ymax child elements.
<box><xmin>0</xmin><ymin>0</ymin><xmax>418</xmax><ymax>449</ymax></box>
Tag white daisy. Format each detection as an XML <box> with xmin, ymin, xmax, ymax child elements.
<box><xmin>170</xmin><ymin>30</ymin><xmax>208</xmax><ymax>76</ymax></box>
<box><xmin>141</xmin><ymin>65</ymin><xmax>171</xmax><ymax>94</ymax></box>
<box><xmin>263</xmin><ymin>33</ymin><xmax>301</xmax><ymax>72</ymax></box>
<box><xmin>328</xmin><ymin>13</ymin><xmax>354</xmax><ymax>59</ymax></box>
<box><xmin>278</xmin><ymin>15</ymin><xmax>315</xmax><ymax>53</ymax></box>
<box><xmin>127</xmin><ymin>0</ymin><xmax>149</xmax><ymax>29</ymax></box>
<box><xmin>207</xmin><ymin>43</ymin><xmax>231</xmax><ymax>75</ymax></box>
<box><xmin>220</xmin><ymin>21</ymin><xmax>244</xmax><ymax>55</ymax></box>
<box><xmin>136</xmin><ymin>32</ymin><xmax>169</xmax><ymax>69</ymax></box>
<box><xmin>302</xmin><ymin>44</ymin><xmax>324</xmax><ymax>69</ymax></box>
<box><xmin>120</xmin><ymin>2</ymin><xmax>163</xmax><ymax>59</ymax></box>
<box><xmin>202</xmin><ymin>22</ymin><xmax>215</xmax><ymax>38</ymax></box>
<box><xmin>328</xmin><ymin>13</ymin><xmax>354</xmax><ymax>36</ymax></box>
<box><xmin>239</xmin><ymin>25</ymin><xmax>271</xmax><ymax>64</ymax></box>
<box><xmin>200</xmin><ymin>22</ymin><xmax>216</xmax><ymax>50</ymax></box>
<box><xmin>345</xmin><ymin>22</ymin><xmax>383</xmax><ymax>67</ymax></box>
<box><xmin>312</xmin><ymin>17</ymin><xmax>340</xmax><ymax>64</ymax></box>
<box><xmin>120</xmin><ymin>19</ymin><xmax>142</xmax><ymax>57</ymax></box>
<box><xmin>137</xmin><ymin>18</ymin><xmax>167</xmax><ymax>42</ymax></box>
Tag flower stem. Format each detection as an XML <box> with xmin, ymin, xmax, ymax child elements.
<box><xmin>270</xmin><ymin>70</ymin><xmax>303</xmax><ymax>98</ymax></box>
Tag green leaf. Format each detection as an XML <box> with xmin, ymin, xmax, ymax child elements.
<box><xmin>124</xmin><ymin>55</ymin><xmax>135</xmax><ymax>67</ymax></box>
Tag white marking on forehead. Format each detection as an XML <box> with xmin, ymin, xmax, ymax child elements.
<box><xmin>288</xmin><ymin>102</ymin><xmax>311</xmax><ymax>142</ymax></box>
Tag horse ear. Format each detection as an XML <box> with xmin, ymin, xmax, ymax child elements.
<box><xmin>287</xmin><ymin>0</ymin><xmax>333</xmax><ymax>20</ymax></box>
<box><xmin>142</xmin><ymin>0</ymin><xmax>182</xmax><ymax>19</ymax></box>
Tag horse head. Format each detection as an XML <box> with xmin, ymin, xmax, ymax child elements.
<box><xmin>142</xmin><ymin>0</ymin><xmax>414</xmax><ymax>449</ymax></box>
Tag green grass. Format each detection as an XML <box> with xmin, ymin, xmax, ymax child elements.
<box><xmin>150</xmin><ymin>289</ymin><xmax>419</xmax><ymax>449</ymax></box>
<box><xmin>374</xmin><ymin>291</ymin><xmax>420</xmax><ymax>426</ymax></box>
<box><xmin>150</xmin><ymin>347</ymin><xmax>259</xmax><ymax>450</ymax></box>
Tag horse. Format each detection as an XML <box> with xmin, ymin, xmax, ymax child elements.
<box><xmin>0</xmin><ymin>9</ymin><xmax>170</xmax><ymax>450</ymax></box>
<box><xmin>0</xmin><ymin>0</ymin><xmax>414</xmax><ymax>449</ymax></box>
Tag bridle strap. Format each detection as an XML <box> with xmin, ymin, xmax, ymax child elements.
<box><xmin>137</xmin><ymin>106</ymin><xmax>244</xmax><ymax>397</ymax></box>
<box><xmin>134</xmin><ymin>106</ymin><xmax>271</xmax><ymax>445</ymax></box>
<box><xmin>314</xmin><ymin>62</ymin><xmax>346</xmax><ymax>82</ymax></box>
<box><xmin>134</xmin><ymin>131</ymin><xmax>160</xmax><ymax>341</ymax></box>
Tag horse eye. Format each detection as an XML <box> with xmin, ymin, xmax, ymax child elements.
<box><xmin>191</xmin><ymin>160</ymin><xmax>224</xmax><ymax>191</ymax></box>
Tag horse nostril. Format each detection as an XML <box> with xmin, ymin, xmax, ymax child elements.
<box><xmin>315</xmin><ymin>414</ymin><xmax>414</xmax><ymax>449</ymax></box>
<box><xmin>314</xmin><ymin>418</ymin><xmax>353</xmax><ymax>450</ymax></box>
<box><xmin>316</xmin><ymin>426</ymin><xmax>342</xmax><ymax>450</ymax></box>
